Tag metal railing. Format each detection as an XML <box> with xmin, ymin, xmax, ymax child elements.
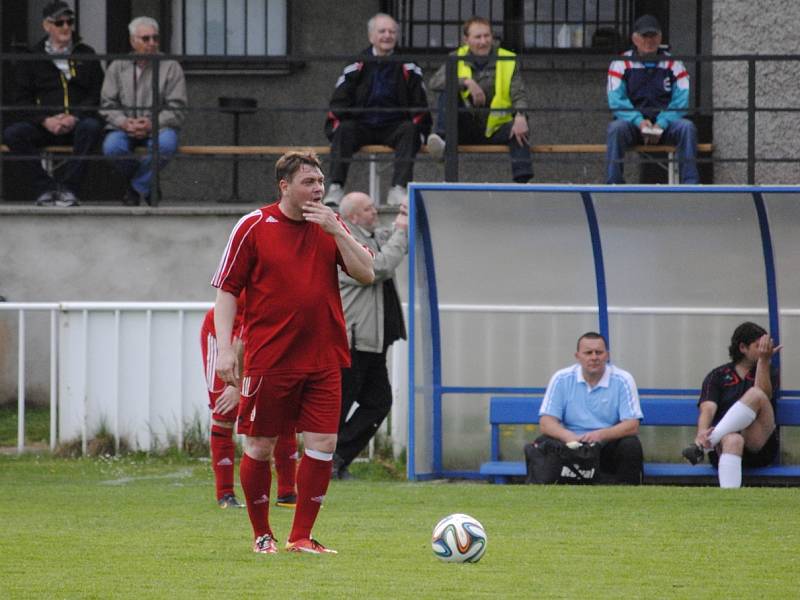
<box><xmin>0</xmin><ymin>301</ymin><xmax>403</xmax><ymax>457</ymax></box>
<box><xmin>2</xmin><ymin>51</ymin><xmax>800</xmax><ymax>201</ymax></box>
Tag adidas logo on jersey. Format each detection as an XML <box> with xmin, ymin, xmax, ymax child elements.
<box><xmin>265</xmin><ymin>216</ymin><xmax>279</xmax><ymax>223</ymax></box>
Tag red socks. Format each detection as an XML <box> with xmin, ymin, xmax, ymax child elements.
<box><xmin>288</xmin><ymin>451</ymin><xmax>332</xmax><ymax>542</ymax></box>
<box><xmin>210</xmin><ymin>424</ymin><xmax>235</xmax><ymax>500</ymax></box>
<box><xmin>274</xmin><ymin>433</ymin><xmax>298</xmax><ymax>498</ymax></box>
<box><xmin>240</xmin><ymin>453</ymin><xmax>272</xmax><ymax>538</ymax></box>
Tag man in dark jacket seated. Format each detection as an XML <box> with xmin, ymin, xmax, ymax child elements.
<box><xmin>323</xmin><ymin>13</ymin><xmax>431</xmax><ymax>208</ymax></box>
<box><xmin>3</xmin><ymin>1</ymin><xmax>104</xmax><ymax>206</ymax></box>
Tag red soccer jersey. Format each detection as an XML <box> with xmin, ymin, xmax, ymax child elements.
<box><xmin>201</xmin><ymin>291</ymin><xmax>246</xmax><ymax>338</ymax></box>
<box><xmin>211</xmin><ymin>202</ymin><xmax>351</xmax><ymax>375</ymax></box>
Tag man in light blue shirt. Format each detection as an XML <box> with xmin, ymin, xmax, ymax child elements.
<box><xmin>538</xmin><ymin>332</ymin><xmax>644</xmax><ymax>484</ymax></box>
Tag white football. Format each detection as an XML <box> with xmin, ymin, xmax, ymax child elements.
<box><xmin>431</xmin><ymin>513</ymin><xmax>487</xmax><ymax>563</ymax></box>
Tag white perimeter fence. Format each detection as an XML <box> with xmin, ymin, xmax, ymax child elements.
<box><xmin>3</xmin><ymin>302</ymin><xmax>799</xmax><ymax>456</ymax></box>
<box><xmin>0</xmin><ymin>302</ymin><xmax>407</xmax><ymax>456</ymax></box>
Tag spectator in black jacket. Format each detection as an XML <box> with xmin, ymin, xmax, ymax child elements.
<box><xmin>323</xmin><ymin>13</ymin><xmax>431</xmax><ymax>208</ymax></box>
<box><xmin>2</xmin><ymin>1</ymin><xmax>104</xmax><ymax>206</ymax></box>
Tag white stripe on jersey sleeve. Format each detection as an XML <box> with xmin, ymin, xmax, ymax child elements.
<box><xmin>211</xmin><ymin>209</ymin><xmax>263</xmax><ymax>288</ymax></box>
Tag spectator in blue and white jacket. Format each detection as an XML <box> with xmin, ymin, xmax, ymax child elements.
<box><xmin>605</xmin><ymin>14</ymin><xmax>699</xmax><ymax>184</ymax></box>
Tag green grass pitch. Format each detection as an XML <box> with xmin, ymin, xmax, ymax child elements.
<box><xmin>1</xmin><ymin>455</ymin><xmax>799</xmax><ymax>599</ymax></box>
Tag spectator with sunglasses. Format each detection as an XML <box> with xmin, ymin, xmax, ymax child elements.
<box><xmin>100</xmin><ymin>16</ymin><xmax>187</xmax><ymax>206</ymax></box>
<box><xmin>2</xmin><ymin>1</ymin><xmax>104</xmax><ymax>206</ymax></box>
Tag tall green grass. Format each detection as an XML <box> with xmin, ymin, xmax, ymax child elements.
<box><xmin>1</xmin><ymin>455</ymin><xmax>798</xmax><ymax>599</ymax></box>
<box><xmin>0</xmin><ymin>405</ymin><xmax>50</xmax><ymax>447</ymax></box>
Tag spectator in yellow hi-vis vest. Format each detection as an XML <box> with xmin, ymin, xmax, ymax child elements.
<box><xmin>427</xmin><ymin>16</ymin><xmax>532</xmax><ymax>183</ymax></box>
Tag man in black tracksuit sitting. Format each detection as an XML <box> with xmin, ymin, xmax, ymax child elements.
<box><xmin>323</xmin><ymin>13</ymin><xmax>431</xmax><ymax>208</ymax></box>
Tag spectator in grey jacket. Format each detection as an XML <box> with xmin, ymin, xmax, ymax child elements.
<box><xmin>333</xmin><ymin>192</ymin><xmax>408</xmax><ymax>479</ymax></box>
<box><xmin>100</xmin><ymin>16</ymin><xmax>187</xmax><ymax>205</ymax></box>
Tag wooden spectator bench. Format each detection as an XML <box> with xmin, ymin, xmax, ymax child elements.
<box><xmin>1</xmin><ymin>143</ymin><xmax>713</xmax><ymax>200</ymax></box>
<box><xmin>479</xmin><ymin>392</ymin><xmax>800</xmax><ymax>485</ymax></box>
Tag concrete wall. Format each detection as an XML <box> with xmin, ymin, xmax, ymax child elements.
<box><xmin>712</xmin><ymin>0</ymin><xmax>800</xmax><ymax>183</ymax></box>
<box><xmin>0</xmin><ymin>205</ymin><xmax>405</xmax><ymax>404</ymax></box>
<box><xmin>0</xmin><ymin>206</ymin><xmax>246</xmax><ymax>403</ymax></box>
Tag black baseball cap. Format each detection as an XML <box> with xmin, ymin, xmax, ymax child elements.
<box><xmin>633</xmin><ymin>15</ymin><xmax>661</xmax><ymax>35</ymax></box>
<box><xmin>43</xmin><ymin>1</ymin><xmax>75</xmax><ymax>20</ymax></box>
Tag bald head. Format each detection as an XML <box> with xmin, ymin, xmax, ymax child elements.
<box><xmin>340</xmin><ymin>191</ymin><xmax>379</xmax><ymax>231</ymax></box>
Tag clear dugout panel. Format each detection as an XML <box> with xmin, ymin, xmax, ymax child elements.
<box><xmin>593</xmin><ymin>191</ymin><xmax>770</xmax><ymax>390</ymax></box>
<box><xmin>412</xmin><ymin>186</ymin><xmax>603</xmax><ymax>473</ymax></box>
<box><xmin>420</xmin><ymin>188</ymin><xmax>601</xmax><ymax>388</ymax></box>
<box><xmin>763</xmin><ymin>192</ymin><xmax>800</xmax><ymax>392</ymax></box>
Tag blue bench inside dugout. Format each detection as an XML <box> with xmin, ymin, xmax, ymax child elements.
<box><xmin>479</xmin><ymin>393</ymin><xmax>800</xmax><ymax>484</ymax></box>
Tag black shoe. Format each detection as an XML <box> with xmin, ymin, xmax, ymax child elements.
<box><xmin>35</xmin><ymin>190</ymin><xmax>57</xmax><ymax>206</ymax></box>
<box><xmin>54</xmin><ymin>190</ymin><xmax>80</xmax><ymax>207</ymax></box>
<box><xmin>682</xmin><ymin>444</ymin><xmax>705</xmax><ymax>465</ymax></box>
<box><xmin>275</xmin><ymin>493</ymin><xmax>296</xmax><ymax>508</ymax></box>
<box><xmin>337</xmin><ymin>466</ymin><xmax>354</xmax><ymax>480</ymax></box>
<box><xmin>331</xmin><ymin>454</ymin><xmax>347</xmax><ymax>479</ymax></box>
<box><xmin>122</xmin><ymin>186</ymin><xmax>141</xmax><ymax>206</ymax></box>
<box><xmin>217</xmin><ymin>493</ymin><xmax>245</xmax><ymax>509</ymax></box>
<box><xmin>143</xmin><ymin>185</ymin><xmax>161</xmax><ymax>206</ymax></box>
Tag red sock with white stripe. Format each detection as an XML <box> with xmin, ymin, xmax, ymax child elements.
<box><xmin>240</xmin><ymin>453</ymin><xmax>272</xmax><ymax>538</ymax></box>
<box><xmin>210</xmin><ymin>424</ymin><xmax>235</xmax><ymax>500</ymax></box>
<box><xmin>274</xmin><ymin>432</ymin><xmax>298</xmax><ymax>498</ymax></box>
<box><xmin>288</xmin><ymin>449</ymin><xmax>332</xmax><ymax>542</ymax></box>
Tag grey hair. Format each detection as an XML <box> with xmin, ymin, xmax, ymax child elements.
<box><xmin>128</xmin><ymin>16</ymin><xmax>159</xmax><ymax>36</ymax></box>
<box><xmin>338</xmin><ymin>194</ymin><xmax>359</xmax><ymax>219</ymax></box>
<box><xmin>339</xmin><ymin>191</ymin><xmax>372</xmax><ymax>219</ymax></box>
<box><xmin>367</xmin><ymin>13</ymin><xmax>396</xmax><ymax>36</ymax></box>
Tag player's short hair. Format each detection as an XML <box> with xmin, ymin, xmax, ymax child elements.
<box><xmin>463</xmin><ymin>16</ymin><xmax>491</xmax><ymax>37</ymax></box>
<box><xmin>576</xmin><ymin>331</ymin><xmax>608</xmax><ymax>351</ymax></box>
<box><xmin>728</xmin><ymin>321</ymin><xmax>767</xmax><ymax>362</ymax></box>
<box><xmin>275</xmin><ymin>150</ymin><xmax>322</xmax><ymax>185</ymax></box>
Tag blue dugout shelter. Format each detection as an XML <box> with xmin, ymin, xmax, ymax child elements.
<box><xmin>407</xmin><ymin>184</ymin><xmax>800</xmax><ymax>480</ymax></box>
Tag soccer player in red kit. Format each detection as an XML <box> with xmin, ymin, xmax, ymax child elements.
<box><xmin>211</xmin><ymin>150</ymin><xmax>374</xmax><ymax>555</ymax></box>
<box><xmin>200</xmin><ymin>298</ymin><xmax>299</xmax><ymax>509</ymax></box>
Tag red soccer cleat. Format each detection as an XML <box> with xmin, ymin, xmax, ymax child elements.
<box><xmin>253</xmin><ymin>533</ymin><xmax>278</xmax><ymax>554</ymax></box>
<box><xmin>285</xmin><ymin>537</ymin><xmax>337</xmax><ymax>555</ymax></box>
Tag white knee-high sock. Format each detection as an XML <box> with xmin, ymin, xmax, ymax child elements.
<box><xmin>709</xmin><ymin>401</ymin><xmax>756</xmax><ymax>447</ymax></box>
<box><xmin>717</xmin><ymin>453</ymin><xmax>742</xmax><ymax>488</ymax></box>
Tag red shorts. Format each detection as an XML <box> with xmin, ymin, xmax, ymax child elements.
<box><xmin>200</xmin><ymin>327</ymin><xmax>237</xmax><ymax>423</ymax></box>
<box><xmin>236</xmin><ymin>368</ymin><xmax>341</xmax><ymax>437</ymax></box>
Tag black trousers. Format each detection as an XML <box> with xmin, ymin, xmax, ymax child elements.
<box><xmin>533</xmin><ymin>434</ymin><xmax>643</xmax><ymax>485</ymax></box>
<box><xmin>328</xmin><ymin>119</ymin><xmax>421</xmax><ymax>187</ymax></box>
<box><xmin>335</xmin><ymin>349</ymin><xmax>393</xmax><ymax>467</ymax></box>
<box><xmin>3</xmin><ymin>117</ymin><xmax>104</xmax><ymax>197</ymax></box>
<box><xmin>597</xmin><ymin>435</ymin><xmax>644</xmax><ymax>485</ymax></box>
<box><xmin>433</xmin><ymin>93</ymin><xmax>533</xmax><ymax>183</ymax></box>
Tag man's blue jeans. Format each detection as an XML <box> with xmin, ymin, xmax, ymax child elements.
<box><xmin>102</xmin><ymin>128</ymin><xmax>178</xmax><ymax>195</ymax></box>
<box><xmin>606</xmin><ymin>118</ymin><xmax>699</xmax><ymax>184</ymax></box>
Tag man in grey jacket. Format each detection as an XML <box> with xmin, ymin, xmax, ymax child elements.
<box><xmin>333</xmin><ymin>191</ymin><xmax>408</xmax><ymax>479</ymax></box>
<box><xmin>100</xmin><ymin>16</ymin><xmax>187</xmax><ymax>205</ymax></box>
